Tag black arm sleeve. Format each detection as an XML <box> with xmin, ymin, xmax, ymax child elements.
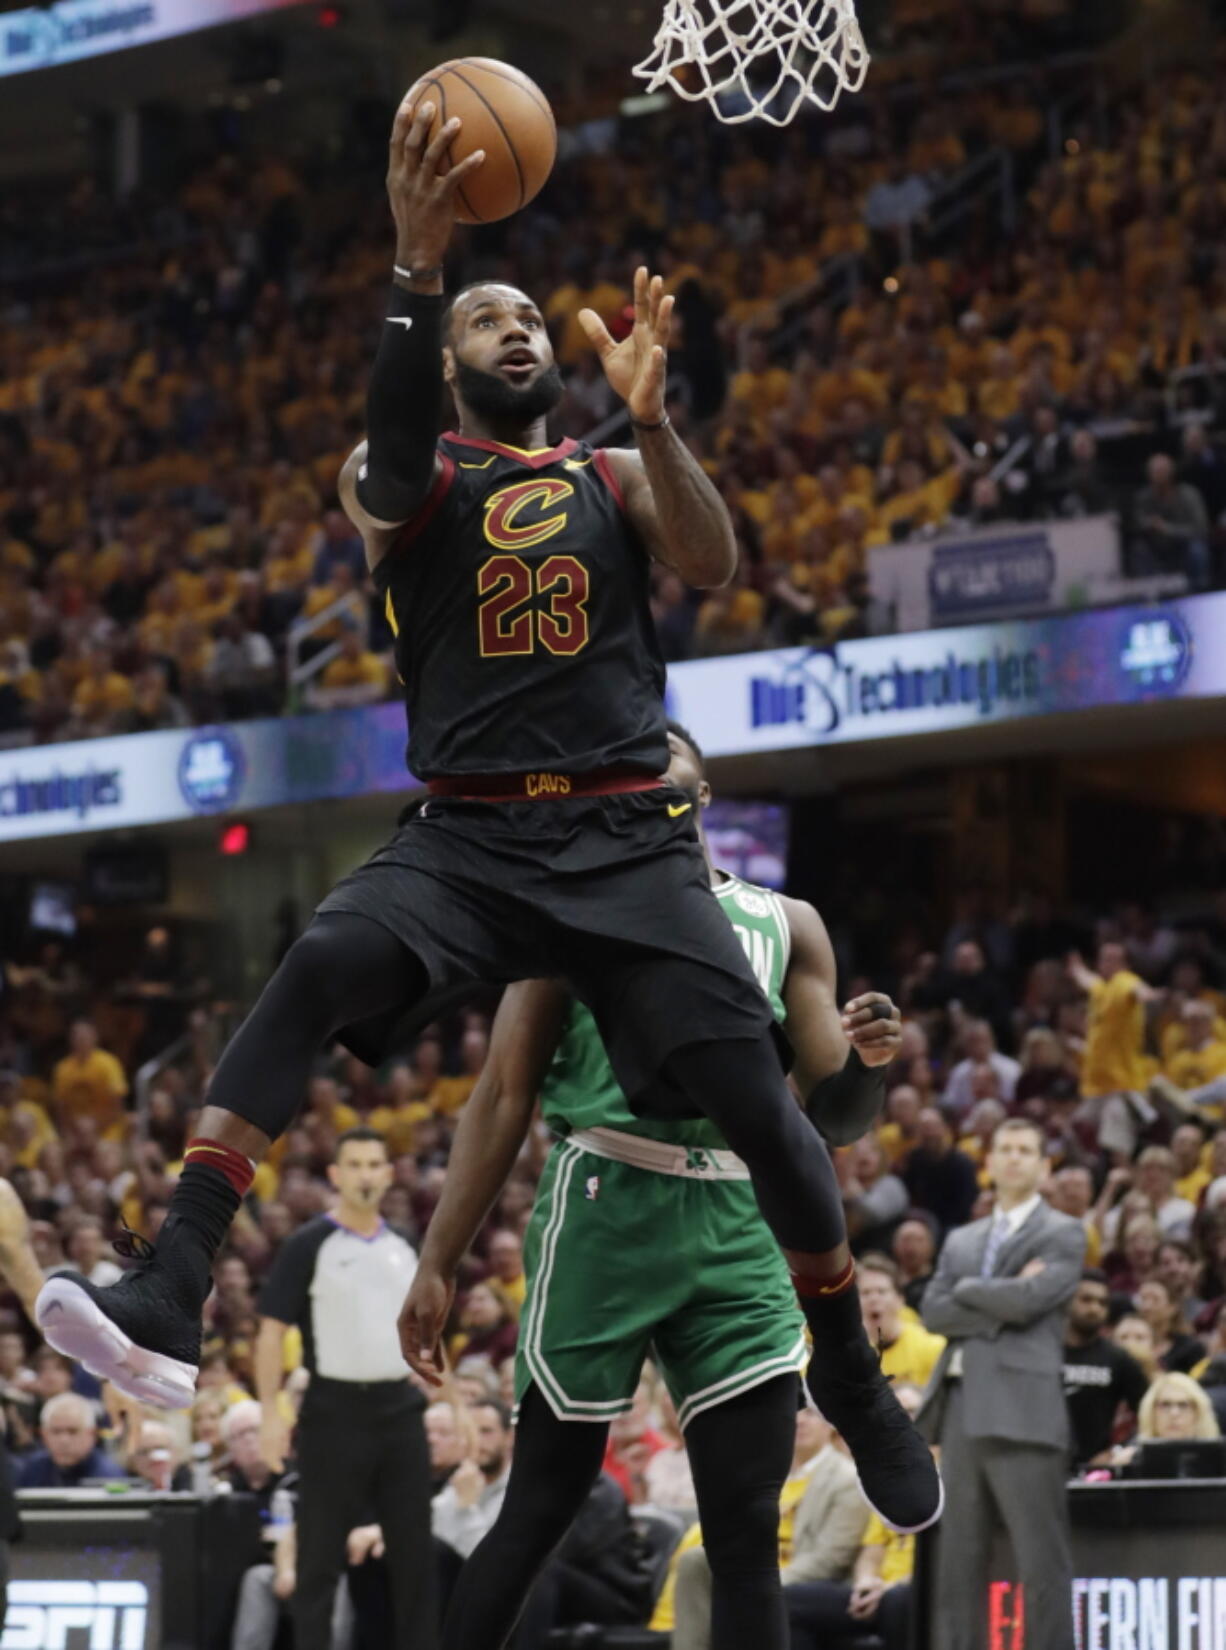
<box><xmin>804</xmin><ymin>1048</ymin><xmax>886</xmax><ymax>1148</ymax></box>
<box><xmin>356</xmin><ymin>286</ymin><xmax>446</xmax><ymax>524</ymax></box>
<box><xmin>257</xmin><ymin>1220</ymin><xmax>328</xmax><ymax>1328</ymax></box>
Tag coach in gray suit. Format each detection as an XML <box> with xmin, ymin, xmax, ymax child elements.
<box><xmin>919</xmin><ymin>1117</ymin><xmax>1086</xmax><ymax>1650</ymax></box>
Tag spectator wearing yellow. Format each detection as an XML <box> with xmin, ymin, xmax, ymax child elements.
<box><xmin>1163</xmin><ymin>1000</ymin><xmax>1226</xmax><ymax>1092</ymax></box>
<box><xmin>484</xmin><ymin>1229</ymin><xmax>527</xmax><ymax>1320</ymax></box>
<box><xmin>1047</xmin><ymin>1166</ymin><xmax>1102</xmax><ymax>1268</ymax></box>
<box><xmin>856</xmin><ymin>1254</ymin><xmax>945</xmax><ymax>1386</ymax></box>
<box><xmin>51</xmin><ymin>1020</ymin><xmax>127</xmax><ymax>1134</ymax></box>
<box><xmin>367</xmin><ymin>1065</ymin><xmax>433</xmax><ymax>1157</ymax></box>
<box><xmin>815</xmin><ymin>349</ymin><xmax>888</xmax><ymax>420</ymax></box>
<box><xmin>304</xmin><ymin>1076</ymin><xmax>359</xmax><ymax>1142</ymax></box>
<box><xmin>730</xmin><ymin>336</ymin><xmax>792</xmax><ymax>423</ymax></box>
<box><xmin>195</xmin><ymin>561</ymin><xmax>239</xmax><ymax>631</ymax></box>
<box><xmin>433</xmin><ymin>1026</ymin><xmax>490</xmax><ymax>1119</ymax></box>
<box><xmin>1169</xmin><ymin>1123</ymin><xmax>1211</xmax><ymax>1206</ymax></box>
<box><xmin>693</xmin><ymin>567</ymin><xmax>765</xmax><ymax>657</ymax></box>
<box><xmin>868</xmin><ymin>460</ymin><xmax>962</xmax><ymax>545</ymax></box>
<box><xmin>300</xmin><ymin>562</ymin><xmax>363</xmax><ymax>643</ymax></box>
<box><xmin>314</xmin><ymin>628</ymin><xmax>388</xmax><ymax>708</ymax></box>
<box><xmin>1068</xmin><ymin>943</ymin><xmax>1160</xmax><ymax>1159</ymax></box>
<box><xmin>71</xmin><ymin>645</ymin><xmax>135</xmax><ymax>727</ymax></box>
<box><xmin>545</xmin><ymin>259</ymin><xmax>627</xmax><ymax>369</ymax></box>
<box><xmin>138</xmin><ymin>580</ymin><xmax>185</xmax><ymax>656</ymax></box>
<box><xmin>816</xmin><ymin>197</ymin><xmax>869</xmax><ymax>262</ymax></box>
<box><xmin>876</xmin><ymin>1084</ymin><xmax>923</xmax><ymax>1168</ymax></box>
<box><xmin>263</xmin><ymin>520</ymin><xmax>316</xmax><ymax>597</ymax></box>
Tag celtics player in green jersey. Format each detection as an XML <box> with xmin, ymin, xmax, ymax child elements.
<box><xmin>401</xmin><ymin>723</ymin><xmax>936</xmax><ymax>1650</ymax></box>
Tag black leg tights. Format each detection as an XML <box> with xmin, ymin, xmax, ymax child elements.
<box><xmin>207</xmin><ymin>913</ymin><xmax>428</xmax><ymax>1139</ymax></box>
<box><xmin>685</xmin><ymin>1374</ymin><xmax>798</xmax><ymax>1650</ymax></box>
<box><xmin>659</xmin><ymin>1034</ymin><xmax>847</xmax><ymax>1257</ymax></box>
<box><xmin>441</xmin><ymin>1376</ymin><xmax>798</xmax><ymax>1650</ymax></box>
<box><xmin>440</xmin><ymin>1386</ymin><xmax>608</xmax><ymax>1650</ymax></box>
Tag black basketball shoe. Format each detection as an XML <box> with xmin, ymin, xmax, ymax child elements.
<box><xmin>807</xmin><ymin>1340</ymin><xmax>944</xmax><ymax>1534</ymax></box>
<box><xmin>37</xmin><ymin>1233</ymin><xmax>201</xmax><ymax>1409</ymax></box>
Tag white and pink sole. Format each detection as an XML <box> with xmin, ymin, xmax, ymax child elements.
<box><xmin>35</xmin><ymin>1276</ymin><xmax>198</xmax><ymax>1410</ymax></box>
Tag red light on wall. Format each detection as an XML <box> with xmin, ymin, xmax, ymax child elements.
<box><xmin>218</xmin><ymin>822</ymin><xmax>251</xmax><ymax>856</ymax></box>
<box><xmin>316</xmin><ymin>5</ymin><xmax>341</xmax><ymax>25</ymax></box>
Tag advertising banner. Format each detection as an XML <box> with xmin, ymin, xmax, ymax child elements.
<box><xmin>665</xmin><ymin>594</ymin><xmax>1217</xmax><ymax>759</ymax></box>
<box><xmin>869</xmin><ymin>515</ymin><xmax>1120</xmax><ymax>631</ymax></box>
<box><xmin>0</xmin><ymin>0</ymin><xmax>302</xmax><ymax>79</ymax></box>
<box><xmin>1</xmin><ymin>592</ymin><xmax>1222</xmax><ymax>843</ymax></box>
<box><xmin>0</xmin><ymin>702</ymin><xmax>413</xmax><ymax>843</ymax></box>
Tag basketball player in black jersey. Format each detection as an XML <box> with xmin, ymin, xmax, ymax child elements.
<box><xmin>37</xmin><ymin>95</ymin><xmax>939</xmax><ymax>1554</ymax></box>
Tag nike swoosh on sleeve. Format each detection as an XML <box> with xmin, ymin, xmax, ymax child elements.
<box><xmin>386</xmin><ymin>316</ymin><xmax>414</xmax><ymax>330</ymax></box>
<box><xmin>667</xmin><ymin>802</ymin><xmax>693</xmax><ymax>818</ymax></box>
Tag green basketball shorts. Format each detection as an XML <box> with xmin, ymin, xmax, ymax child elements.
<box><xmin>515</xmin><ymin>1134</ymin><xmax>807</xmax><ymax>1430</ymax></box>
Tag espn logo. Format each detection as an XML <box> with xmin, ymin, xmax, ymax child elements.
<box><xmin>1</xmin><ymin>1581</ymin><xmax>149</xmax><ymax>1648</ymax></box>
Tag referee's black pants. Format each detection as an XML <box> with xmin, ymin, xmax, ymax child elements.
<box><xmin>295</xmin><ymin>1376</ymin><xmax>435</xmax><ymax>1650</ymax></box>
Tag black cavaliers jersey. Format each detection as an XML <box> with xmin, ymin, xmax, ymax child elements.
<box><xmin>374</xmin><ymin>432</ymin><xmax>669</xmax><ymax>779</ymax></box>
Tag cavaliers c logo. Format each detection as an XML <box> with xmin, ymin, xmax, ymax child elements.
<box><xmin>482</xmin><ymin>478</ymin><xmax>574</xmax><ymax>550</ymax></box>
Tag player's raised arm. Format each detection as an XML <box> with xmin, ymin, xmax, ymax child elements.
<box><xmin>398</xmin><ymin>980</ymin><xmax>569</xmax><ymax>1384</ymax></box>
<box><xmin>349</xmin><ymin>96</ymin><xmax>486</xmax><ymax>540</ymax></box>
<box><xmin>585</xmin><ymin>267</ymin><xmax>737</xmax><ymax>590</ymax></box>
<box><xmin>780</xmin><ymin>896</ymin><xmax>900</xmax><ymax>1147</ymax></box>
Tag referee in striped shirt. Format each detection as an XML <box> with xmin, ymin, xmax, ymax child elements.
<box><xmin>255</xmin><ymin>1127</ymin><xmax>432</xmax><ymax>1650</ymax></box>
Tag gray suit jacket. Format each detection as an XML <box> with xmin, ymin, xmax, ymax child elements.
<box><xmin>917</xmin><ymin>1200</ymin><xmax>1086</xmax><ymax>1451</ymax></box>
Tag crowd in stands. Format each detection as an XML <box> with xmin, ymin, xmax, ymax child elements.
<box><xmin>2</xmin><ymin>866</ymin><xmax>1226</xmax><ymax>1640</ymax></box>
<box><xmin>4</xmin><ymin>34</ymin><xmax>1226</xmax><ymax>741</ymax></box>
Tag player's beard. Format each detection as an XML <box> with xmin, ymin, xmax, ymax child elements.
<box><xmin>454</xmin><ymin>359</ymin><xmax>565</xmax><ymax>428</ymax></box>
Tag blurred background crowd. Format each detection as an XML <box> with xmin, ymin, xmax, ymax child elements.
<box><xmin>5</xmin><ymin>12</ymin><xmax>1226</xmax><ymax>740</ymax></box>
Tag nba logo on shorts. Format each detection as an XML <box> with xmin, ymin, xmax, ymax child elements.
<box><xmin>584</xmin><ymin>1176</ymin><xmax>600</xmax><ymax>1201</ymax></box>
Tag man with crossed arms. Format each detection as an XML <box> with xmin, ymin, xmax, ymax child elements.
<box><xmin>919</xmin><ymin>1117</ymin><xmax>1085</xmax><ymax>1650</ymax></box>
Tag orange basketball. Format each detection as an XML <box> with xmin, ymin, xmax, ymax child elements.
<box><xmin>405</xmin><ymin>58</ymin><xmax>557</xmax><ymax>226</ymax></box>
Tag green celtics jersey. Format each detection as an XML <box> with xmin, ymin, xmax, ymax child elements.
<box><xmin>539</xmin><ymin>874</ymin><xmax>792</xmax><ymax>1148</ymax></box>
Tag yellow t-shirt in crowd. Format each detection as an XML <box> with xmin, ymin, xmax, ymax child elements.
<box><xmin>1166</xmin><ymin>1041</ymin><xmax>1226</xmax><ymax>1091</ymax></box>
<box><xmin>51</xmin><ymin>1047</ymin><xmax>128</xmax><ymax>1125</ymax></box>
<box><xmin>874</xmin><ymin>1123</ymin><xmax>915</xmax><ymax>1167</ymax></box>
<box><xmin>72</xmin><ymin>672</ymin><xmax>135</xmax><ymax>720</ymax></box>
<box><xmin>1177</xmin><ymin>1167</ymin><xmax>1211</xmax><ymax>1205</ymax></box>
<box><xmin>862</xmin><ymin>1513</ymin><xmax>916</xmax><ymax>1586</ymax></box>
<box><xmin>321</xmin><ymin>653</ymin><xmax>386</xmax><ymax>690</ymax></box>
<box><xmin>368</xmin><ymin>1101</ymin><xmax>432</xmax><ymax>1158</ymax></box>
<box><xmin>492</xmin><ymin>1271</ymin><xmax>527</xmax><ymax>1320</ymax></box>
<box><xmin>1080</xmin><ymin>972</ymin><xmax>1147</xmax><ymax>1098</ymax></box>
<box><xmin>432</xmin><ymin>1075</ymin><xmax>478</xmax><ymax>1117</ymax></box>
<box><xmin>878</xmin><ymin>1319</ymin><xmax>946</xmax><ymax>1390</ymax></box>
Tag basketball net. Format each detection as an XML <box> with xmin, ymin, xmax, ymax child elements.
<box><xmin>633</xmin><ymin>0</ymin><xmax>869</xmax><ymax>126</ymax></box>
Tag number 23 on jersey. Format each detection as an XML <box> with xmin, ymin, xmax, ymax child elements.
<box><xmin>477</xmin><ymin>478</ymin><xmax>590</xmax><ymax>658</ymax></box>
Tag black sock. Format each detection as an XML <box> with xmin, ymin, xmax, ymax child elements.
<box><xmin>154</xmin><ymin>1142</ymin><xmax>252</xmax><ymax>1310</ymax></box>
<box><xmin>795</xmin><ymin>1272</ymin><xmax>871</xmax><ymax>1358</ymax></box>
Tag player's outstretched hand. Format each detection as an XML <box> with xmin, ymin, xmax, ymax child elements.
<box><xmin>578</xmin><ymin>265</ymin><xmax>674</xmax><ymax>425</ymax></box>
<box><xmin>387</xmin><ymin>96</ymin><xmax>485</xmax><ymax>276</ymax></box>
<box><xmin>841</xmin><ymin>991</ymin><xmax>901</xmax><ymax>1067</ymax></box>
<box><xmin>399</xmin><ymin>1264</ymin><xmax>455</xmax><ymax>1387</ymax></box>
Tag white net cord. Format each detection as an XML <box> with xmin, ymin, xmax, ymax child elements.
<box><xmin>633</xmin><ymin>0</ymin><xmax>869</xmax><ymax>126</ymax></box>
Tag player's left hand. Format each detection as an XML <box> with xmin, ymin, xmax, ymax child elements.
<box><xmin>578</xmin><ymin>266</ymin><xmax>673</xmax><ymax>425</ymax></box>
<box><xmin>841</xmin><ymin>992</ymin><xmax>901</xmax><ymax>1067</ymax></box>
